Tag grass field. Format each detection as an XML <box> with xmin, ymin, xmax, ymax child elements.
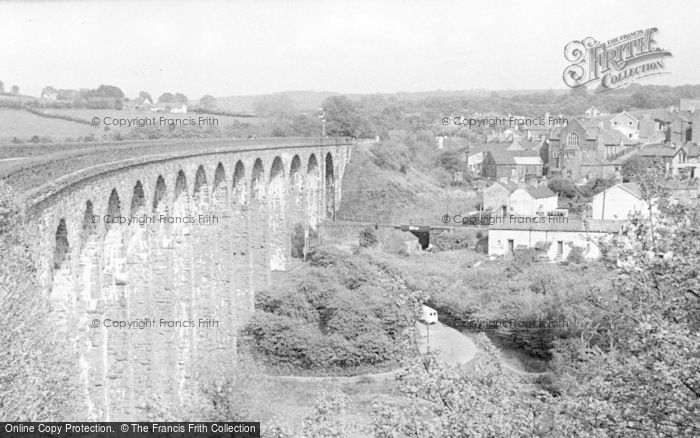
<box><xmin>45</xmin><ymin>108</ymin><xmax>260</xmax><ymax>129</ymax></box>
<box><xmin>0</xmin><ymin>108</ymin><xmax>100</xmax><ymax>141</ymax></box>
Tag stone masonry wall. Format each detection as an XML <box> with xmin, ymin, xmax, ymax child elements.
<box><xmin>25</xmin><ymin>142</ymin><xmax>351</xmax><ymax>420</ymax></box>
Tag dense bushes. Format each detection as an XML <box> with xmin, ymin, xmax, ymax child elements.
<box><xmin>0</xmin><ymin>181</ymin><xmax>80</xmax><ymax>419</ymax></box>
<box><xmin>243</xmin><ymin>247</ymin><xmax>411</xmax><ymax>371</ymax></box>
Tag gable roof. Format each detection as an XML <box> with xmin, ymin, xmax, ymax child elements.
<box><xmin>610</xmin><ymin>111</ymin><xmax>639</xmax><ymax>124</ymax></box>
<box><xmin>524</xmin><ymin>185</ymin><xmax>556</xmax><ymax>199</ymax></box>
<box><xmin>487</xmin><ymin>150</ymin><xmax>516</xmax><ymax>165</ymax></box>
<box><xmin>637</xmin><ymin>144</ymin><xmax>685</xmax><ymax>158</ymax></box>
<box><xmin>485</xmin><ymin>181</ymin><xmax>518</xmax><ymax>193</ymax></box>
<box><xmin>593</xmin><ymin>182</ymin><xmax>642</xmax><ymax>200</ymax></box>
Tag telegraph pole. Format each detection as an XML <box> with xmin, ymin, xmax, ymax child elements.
<box><xmin>318</xmin><ymin>108</ymin><xmax>326</xmax><ymax>138</ymax></box>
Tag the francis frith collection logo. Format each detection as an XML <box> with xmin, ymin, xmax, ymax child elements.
<box><xmin>563</xmin><ymin>28</ymin><xmax>672</xmax><ymax>92</ymax></box>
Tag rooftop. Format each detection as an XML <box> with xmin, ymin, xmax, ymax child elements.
<box><xmin>490</xmin><ymin>217</ymin><xmax>624</xmax><ymax>233</ymax></box>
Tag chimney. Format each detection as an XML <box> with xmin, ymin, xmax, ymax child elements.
<box><xmin>693</xmin><ymin>112</ymin><xmax>700</xmax><ymax>144</ymax></box>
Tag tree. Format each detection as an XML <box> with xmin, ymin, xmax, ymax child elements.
<box><xmin>199</xmin><ymin>94</ymin><xmax>217</xmax><ymax>110</ymax></box>
<box><xmin>552</xmin><ymin>173</ymin><xmax>700</xmax><ymax>436</ymax></box>
<box><xmin>0</xmin><ymin>80</ymin><xmax>4</xmax><ymax>93</ymax></box>
<box><xmin>10</xmin><ymin>85</ymin><xmax>19</xmax><ymax>95</ymax></box>
<box><xmin>138</xmin><ymin>91</ymin><xmax>153</xmax><ymax>104</ymax></box>
<box><xmin>547</xmin><ymin>177</ymin><xmax>579</xmax><ymax>199</ymax></box>
<box><xmin>621</xmin><ymin>154</ymin><xmax>654</xmax><ymax>182</ymax></box>
<box><xmin>41</xmin><ymin>86</ymin><xmax>57</xmax><ymax>98</ymax></box>
<box><xmin>158</xmin><ymin>92</ymin><xmax>175</xmax><ymax>103</ymax></box>
<box><xmin>359</xmin><ymin>226</ymin><xmax>378</xmax><ymax>248</ymax></box>
<box><xmin>96</xmin><ymin>84</ymin><xmax>124</xmax><ymax>99</ymax></box>
<box><xmin>322</xmin><ymin>95</ymin><xmax>370</xmax><ymax>138</ymax></box>
<box><xmin>173</xmin><ymin>93</ymin><xmax>188</xmax><ymax>104</ymax></box>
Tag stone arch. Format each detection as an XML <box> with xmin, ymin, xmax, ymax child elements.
<box><xmin>306</xmin><ymin>154</ymin><xmax>320</xmax><ymax>229</ymax></box>
<box><xmin>288</xmin><ymin>155</ymin><xmax>305</xmax><ymax>259</ymax></box>
<box><xmin>152</xmin><ymin>175</ymin><xmax>167</xmax><ymax>213</ymax></box>
<box><xmin>82</xmin><ymin>200</ymin><xmax>98</xmax><ymax>248</ymax></box>
<box><xmin>103</xmin><ymin>188</ymin><xmax>127</xmax><ymax>287</ymax></box>
<box><xmin>106</xmin><ymin>189</ymin><xmax>121</xmax><ymax>230</ymax></box>
<box><xmin>54</xmin><ymin>218</ymin><xmax>70</xmax><ymax>270</ymax></box>
<box><xmin>251</xmin><ymin>159</ymin><xmax>265</xmax><ymax>201</ymax></box>
<box><xmin>290</xmin><ymin>155</ymin><xmax>303</xmax><ymax>191</ymax></box>
<box><xmin>269</xmin><ymin>157</ymin><xmax>287</xmax><ymax>271</ymax></box>
<box><xmin>325</xmin><ymin>152</ymin><xmax>335</xmax><ymax>219</ymax></box>
<box><xmin>232</xmin><ymin>160</ymin><xmax>247</xmax><ymax>205</ymax></box>
<box><xmin>212</xmin><ymin>162</ymin><xmax>227</xmax><ymax>208</ymax></box>
<box><xmin>193</xmin><ymin>165</ymin><xmax>208</xmax><ymax>210</ymax></box>
<box><xmin>174</xmin><ymin>170</ymin><xmax>189</xmax><ymax>215</ymax></box>
<box><xmin>130</xmin><ymin>181</ymin><xmax>146</xmax><ymax>216</ymax></box>
<box><xmin>127</xmin><ymin>181</ymin><xmax>148</xmax><ymax>257</ymax></box>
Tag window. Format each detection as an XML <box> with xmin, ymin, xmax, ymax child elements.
<box><xmin>508</xmin><ymin>239</ymin><xmax>514</xmax><ymax>254</ymax></box>
<box><xmin>557</xmin><ymin>241</ymin><xmax>564</xmax><ymax>257</ymax></box>
<box><xmin>566</xmin><ymin>132</ymin><xmax>579</xmax><ymax>147</ymax></box>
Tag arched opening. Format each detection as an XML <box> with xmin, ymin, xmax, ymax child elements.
<box><xmin>249</xmin><ymin>158</ymin><xmax>269</xmax><ymax>289</ymax></box>
<box><xmin>290</xmin><ymin>155</ymin><xmax>303</xmax><ymax>192</ymax></box>
<box><xmin>106</xmin><ymin>189</ymin><xmax>121</xmax><ymax>231</ymax></box>
<box><xmin>174</xmin><ymin>170</ymin><xmax>189</xmax><ymax>237</ymax></box>
<box><xmin>54</xmin><ymin>219</ymin><xmax>70</xmax><ymax>270</ymax></box>
<box><xmin>232</xmin><ymin>161</ymin><xmax>247</xmax><ymax>205</ymax></box>
<box><xmin>288</xmin><ymin>155</ymin><xmax>305</xmax><ymax>259</ymax></box>
<box><xmin>130</xmin><ymin>181</ymin><xmax>146</xmax><ymax>217</ymax></box>
<box><xmin>269</xmin><ymin>157</ymin><xmax>287</xmax><ymax>271</ymax></box>
<box><xmin>152</xmin><ymin>175</ymin><xmax>167</xmax><ymax>214</ymax></box>
<box><xmin>307</xmin><ymin>154</ymin><xmax>320</xmax><ymax>230</ymax></box>
<box><xmin>193</xmin><ymin>165</ymin><xmax>208</xmax><ymax>210</ymax></box>
<box><xmin>127</xmin><ymin>181</ymin><xmax>148</xmax><ymax>256</ymax></box>
<box><xmin>251</xmin><ymin>159</ymin><xmax>265</xmax><ymax>201</ymax></box>
<box><xmin>104</xmin><ymin>189</ymin><xmax>126</xmax><ymax>286</ymax></box>
<box><xmin>213</xmin><ymin>162</ymin><xmax>227</xmax><ymax>209</ymax></box>
<box><xmin>325</xmin><ymin>152</ymin><xmax>335</xmax><ymax>220</ymax></box>
<box><xmin>82</xmin><ymin>200</ymin><xmax>98</xmax><ymax>249</ymax></box>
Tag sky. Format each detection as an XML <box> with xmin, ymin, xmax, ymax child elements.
<box><xmin>0</xmin><ymin>0</ymin><xmax>698</xmax><ymax>99</ymax></box>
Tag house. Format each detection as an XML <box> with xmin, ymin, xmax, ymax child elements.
<box><xmin>488</xmin><ymin>218</ymin><xmax>622</xmax><ymax>261</ymax></box>
<box><xmin>466</xmin><ymin>151</ymin><xmax>485</xmax><ymax>174</ymax></box>
<box><xmin>584</xmin><ymin>106</ymin><xmax>607</xmax><ymax>119</ymax></box>
<box><xmin>482</xmin><ymin>150</ymin><xmax>542</xmax><ymax>180</ymax></box>
<box><xmin>548</xmin><ymin>119</ymin><xmax>639</xmax><ymax>181</ymax></box>
<box><xmin>635</xmin><ymin>143</ymin><xmax>689</xmax><ymax>176</ymax></box>
<box><xmin>680</xmin><ymin>98</ymin><xmax>700</xmax><ymax>113</ymax></box>
<box><xmin>609</xmin><ymin>111</ymin><xmax>639</xmax><ymax>140</ymax></box>
<box><xmin>509</xmin><ymin>185</ymin><xmax>558</xmax><ymax>216</ymax></box>
<box><xmin>170</xmin><ymin>103</ymin><xmax>187</xmax><ymax>114</ymax></box>
<box><xmin>482</xmin><ymin>181</ymin><xmax>517</xmax><ymax>216</ymax></box>
<box><xmin>591</xmin><ymin>183</ymin><xmax>650</xmax><ymax>220</ymax></box>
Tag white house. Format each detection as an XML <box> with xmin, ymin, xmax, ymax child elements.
<box><xmin>591</xmin><ymin>183</ymin><xmax>650</xmax><ymax>220</ymax></box>
<box><xmin>466</xmin><ymin>151</ymin><xmax>485</xmax><ymax>174</ymax></box>
<box><xmin>509</xmin><ymin>185</ymin><xmax>558</xmax><ymax>216</ymax></box>
<box><xmin>488</xmin><ymin>219</ymin><xmax>622</xmax><ymax>261</ymax></box>
<box><xmin>610</xmin><ymin>111</ymin><xmax>640</xmax><ymax>140</ymax></box>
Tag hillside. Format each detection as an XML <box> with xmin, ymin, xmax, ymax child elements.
<box><xmin>214</xmin><ymin>90</ymin><xmax>340</xmax><ymax>113</ymax></box>
<box><xmin>0</xmin><ymin>108</ymin><xmax>100</xmax><ymax>142</ymax></box>
<box><xmin>338</xmin><ymin>144</ymin><xmax>480</xmax><ymax>225</ymax></box>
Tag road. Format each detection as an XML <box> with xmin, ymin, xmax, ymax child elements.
<box><xmin>269</xmin><ymin>321</ymin><xmax>479</xmax><ymax>383</ymax></box>
<box><xmin>414</xmin><ymin>321</ymin><xmax>478</xmax><ymax>364</ymax></box>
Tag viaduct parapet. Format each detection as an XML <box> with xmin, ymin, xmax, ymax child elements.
<box><xmin>10</xmin><ymin>137</ymin><xmax>353</xmax><ymax>420</ymax></box>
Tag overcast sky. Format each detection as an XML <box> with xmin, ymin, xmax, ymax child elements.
<box><xmin>0</xmin><ymin>0</ymin><xmax>697</xmax><ymax>99</ymax></box>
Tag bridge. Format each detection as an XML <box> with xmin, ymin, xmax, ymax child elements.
<box><xmin>2</xmin><ymin>137</ymin><xmax>353</xmax><ymax>420</ymax></box>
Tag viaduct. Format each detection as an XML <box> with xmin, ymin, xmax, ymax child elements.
<box><xmin>7</xmin><ymin>137</ymin><xmax>353</xmax><ymax>420</ymax></box>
